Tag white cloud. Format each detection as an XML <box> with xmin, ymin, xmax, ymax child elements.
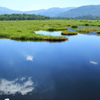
<box><xmin>4</xmin><ymin>98</ymin><xmax>10</xmax><ymax>100</ymax></box>
<box><xmin>26</xmin><ymin>55</ymin><xmax>33</xmax><ymax>61</ymax></box>
<box><xmin>90</xmin><ymin>61</ymin><xmax>98</xmax><ymax>65</ymax></box>
<box><xmin>20</xmin><ymin>77</ymin><xmax>26</xmax><ymax>81</ymax></box>
<box><xmin>0</xmin><ymin>77</ymin><xmax>34</xmax><ymax>95</ymax></box>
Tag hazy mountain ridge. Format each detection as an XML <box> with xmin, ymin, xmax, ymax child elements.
<box><xmin>0</xmin><ymin>6</ymin><xmax>22</xmax><ymax>14</ymax></box>
<box><xmin>1</xmin><ymin>5</ymin><xmax>100</xmax><ymax>17</ymax></box>
<box><xmin>58</xmin><ymin>5</ymin><xmax>100</xmax><ymax>17</ymax></box>
<box><xmin>25</xmin><ymin>7</ymin><xmax>76</xmax><ymax>17</ymax></box>
<box><xmin>0</xmin><ymin>6</ymin><xmax>76</xmax><ymax>16</ymax></box>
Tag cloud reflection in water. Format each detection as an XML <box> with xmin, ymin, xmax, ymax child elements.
<box><xmin>26</xmin><ymin>55</ymin><xmax>33</xmax><ymax>61</ymax></box>
<box><xmin>90</xmin><ymin>61</ymin><xmax>98</xmax><ymax>65</ymax></box>
<box><xmin>0</xmin><ymin>77</ymin><xmax>34</xmax><ymax>95</ymax></box>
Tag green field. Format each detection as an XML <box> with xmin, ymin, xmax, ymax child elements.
<box><xmin>0</xmin><ymin>20</ymin><xmax>100</xmax><ymax>42</ymax></box>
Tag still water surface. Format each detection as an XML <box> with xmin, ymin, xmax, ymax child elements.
<box><xmin>0</xmin><ymin>28</ymin><xmax>100</xmax><ymax>100</ymax></box>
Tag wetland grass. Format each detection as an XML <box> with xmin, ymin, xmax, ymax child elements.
<box><xmin>0</xmin><ymin>20</ymin><xmax>68</xmax><ymax>42</ymax></box>
<box><xmin>76</xmin><ymin>28</ymin><xmax>99</xmax><ymax>33</ymax></box>
<box><xmin>61</xmin><ymin>30</ymin><xmax>78</xmax><ymax>35</ymax></box>
<box><xmin>96</xmin><ymin>30</ymin><xmax>100</xmax><ymax>34</ymax></box>
<box><xmin>46</xmin><ymin>27</ymin><xmax>67</xmax><ymax>31</ymax></box>
<box><xmin>71</xmin><ymin>25</ymin><xmax>78</xmax><ymax>28</ymax></box>
<box><xmin>0</xmin><ymin>20</ymin><xmax>100</xmax><ymax>42</ymax></box>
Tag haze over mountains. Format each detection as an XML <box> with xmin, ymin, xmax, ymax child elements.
<box><xmin>0</xmin><ymin>5</ymin><xmax>100</xmax><ymax>17</ymax></box>
<box><xmin>0</xmin><ymin>6</ymin><xmax>76</xmax><ymax>17</ymax></box>
<box><xmin>58</xmin><ymin>5</ymin><xmax>100</xmax><ymax>17</ymax></box>
<box><xmin>0</xmin><ymin>7</ymin><xmax>22</xmax><ymax>14</ymax></box>
<box><xmin>24</xmin><ymin>7</ymin><xmax>76</xmax><ymax>17</ymax></box>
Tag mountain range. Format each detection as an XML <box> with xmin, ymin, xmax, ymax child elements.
<box><xmin>24</xmin><ymin>7</ymin><xmax>76</xmax><ymax>17</ymax></box>
<box><xmin>0</xmin><ymin>7</ymin><xmax>22</xmax><ymax>14</ymax></box>
<box><xmin>58</xmin><ymin>5</ymin><xmax>100</xmax><ymax>17</ymax></box>
<box><xmin>0</xmin><ymin>5</ymin><xmax>100</xmax><ymax>17</ymax></box>
<box><xmin>0</xmin><ymin>6</ymin><xmax>76</xmax><ymax>17</ymax></box>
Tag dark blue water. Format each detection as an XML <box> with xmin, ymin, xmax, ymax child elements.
<box><xmin>0</xmin><ymin>29</ymin><xmax>100</xmax><ymax>100</ymax></box>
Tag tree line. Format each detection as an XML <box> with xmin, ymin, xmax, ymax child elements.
<box><xmin>74</xmin><ymin>15</ymin><xmax>100</xmax><ymax>20</ymax></box>
<box><xmin>0</xmin><ymin>14</ymin><xmax>50</xmax><ymax>20</ymax></box>
<box><xmin>50</xmin><ymin>15</ymin><xmax>100</xmax><ymax>20</ymax></box>
<box><xmin>0</xmin><ymin>14</ymin><xmax>100</xmax><ymax>20</ymax></box>
<box><xmin>51</xmin><ymin>15</ymin><xmax>100</xmax><ymax>20</ymax></box>
<box><xmin>50</xmin><ymin>17</ymin><xmax>73</xmax><ymax>20</ymax></box>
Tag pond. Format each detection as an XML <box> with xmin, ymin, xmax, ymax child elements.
<box><xmin>0</xmin><ymin>27</ymin><xmax>100</xmax><ymax>100</ymax></box>
<box><xmin>35</xmin><ymin>26</ymin><xmax>100</xmax><ymax>37</ymax></box>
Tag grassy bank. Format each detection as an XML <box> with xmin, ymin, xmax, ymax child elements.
<box><xmin>61</xmin><ymin>30</ymin><xmax>78</xmax><ymax>35</ymax></box>
<box><xmin>0</xmin><ymin>20</ymin><xmax>69</xmax><ymax>42</ymax></box>
<box><xmin>0</xmin><ymin>20</ymin><xmax>100</xmax><ymax>42</ymax></box>
<box><xmin>76</xmin><ymin>28</ymin><xmax>100</xmax><ymax>33</ymax></box>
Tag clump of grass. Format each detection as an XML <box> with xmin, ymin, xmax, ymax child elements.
<box><xmin>77</xmin><ymin>28</ymin><xmax>99</xmax><ymax>33</ymax></box>
<box><xmin>67</xmin><ymin>25</ymin><xmax>70</xmax><ymax>27</ymax></box>
<box><xmin>76</xmin><ymin>28</ymin><xmax>89</xmax><ymax>33</ymax></box>
<box><xmin>46</xmin><ymin>28</ymin><xmax>56</xmax><ymax>31</ymax></box>
<box><xmin>84</xmin><ymin>24</ymin><xmax>89</xmax><ymax>26</ymax></box>
<box><xmin>96</xmin><ymin>30</ymin><xmax>100</xmax><ymax>34</ymax></box>
<box><xmin>96</xmin><ymin>31</ymin><xmax>100</xmax><ymax>34</ymax></box>
<box><xmin>17</xmin><ymin>30</ymin><xmax>22</xmax><ymax>32</ymax></box>
<box><xmin>43</xmin><ymin>36</ymin><xmax>68</xmax><ymax>41</ymax></box>
<box><xmin>61</xmin><ymin>30</ymin><xmax>78</xmax><ymax>35</ymax></box>
<box><xmin>10</xmin><ymin>33</ymin><xmax>68</xmax><ymax>41</ymax></box>
<box><xmin>89</xmin><ymin>28</ymin><xmax>99</xmax><ymax>31</ymax></box>
<box><xmin>46</xmin><ymin>27</ymin><xmax>67</xmax><ymax>31</ymax></box>
<box><xmin>71</xmin><ymin>25</ymin><xmax>78</xmax><ymax>28</ymax></box>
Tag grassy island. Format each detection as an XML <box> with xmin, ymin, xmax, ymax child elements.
<box><xmin>76</xmin><ymin>28</ymin><xmax>89</xmax><ymax>33</ymax></box>
<box><xmin>46</xmin><ymin>27</ymin><xmax>67</xmax><ymax>31</ymax></box>
<box><xmin>76</xmin><ymin>28</ymin><xmax>99</xmax><ymax>33</ymax></box>
<box><xmin>96</xmin><ymin>30</ymin><xmax>100</xmax><ymax>34</ymax></box>
<box><xmin>10</xmin><ymin>33</ymin><xmax>68</xmax><ymax>41</ymax></box>
<box><xmin>71</xmin><ymin>25</ymin><xmax>78</xmax><ymax>28</ymax></box>
<box><xmin>61</xmin><ymin>30</ymin><xmax>78</xmax><ymax>35</ymax></box>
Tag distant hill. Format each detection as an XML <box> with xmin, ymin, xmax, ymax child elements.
<box><xmin>1</xmin><ymin>5</ymin><xmax>100</xmax><ymax>17</ymax></box>
<box><xmin>0</xmin><ymin>6</ymin><xmax>76</xmax><ymax>17</ymax></box>
<box><xmin>57</xmin><ymin>5</ymin><xmax>100</xmax><ymax>17</ymax></box>
<box><xmin>24</xmin><ymin>9</ymin><xmax>46</xmax><ymax>15</ymax></box>
<box><xmin>0</xmin><ymin>6</ymin><xmax>22</xmax><ymax>14</ymax></box>
<box><xmin>24</xmin><ymin>7</ymin><xmax>76</xmax><ymax>17</ymax></box>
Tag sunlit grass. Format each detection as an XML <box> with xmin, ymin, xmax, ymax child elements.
<box><xmin>61</xmin><ymin>30</ymin><xmax>78</xmax><ymax>35</ymax></box>
<box><xmin>0</xmin><ymin>20</ymin><xmax>100</xmax><ymax>42</ymax></box>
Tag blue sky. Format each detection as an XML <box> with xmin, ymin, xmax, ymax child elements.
<box><xmin>1</xmin><ymin>0</ymin><xmax>100</xmax><ymax>11</ymax></box>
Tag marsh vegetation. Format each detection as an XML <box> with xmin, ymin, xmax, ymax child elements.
<box><xmin>0</xmin><ymin>20</ymin><xmax>100</xmax><ymax>42</ymax></box>
<box><xmin>61</xmin><ymin>30</ymin><xmax>78</xmax><ymax>35</ymax></box>
<box><xmin>1</xmin><ymin>19</ymin><xmax>100</xmax><ymax>100</ymax></box>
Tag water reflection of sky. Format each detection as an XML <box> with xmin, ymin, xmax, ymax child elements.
<box><xmin>90</xmin><ymin>61</ymin><xmax>98</xmax><ymax>65</ymax></box>
<box><xmin>35</xmin><ymin>26</ymin><xmax>100</xmax><ymax>37</ymax></box>
<box><xmin>35</xmin><ymin>30</ymin><xmax>62</xmax><ymax>36</ymax></box>
<box><xmin>0</xmin><ymin>27</ymin><xmax>100</xmax><ymax>100</ymax></box>
<box><xmin>26</xmin><ymin>55</ymin><xmax>33</xmax><ymax>61</ymax></box>
<box><xmin>0</xmin><ymin>77</ymin><xmax>34</xmax><ymax>95</ymax></box>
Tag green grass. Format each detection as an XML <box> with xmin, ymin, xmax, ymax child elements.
<box><xmin>0</xmin><ymin>20</ymin><xmax>68</xmax><ymax>42</ymax></box>
<box><xmin>46</xmin><ymin>27</ymin><xmax>67</xmax><ymax>31</ymax></box>
<box><xmin>71</xmin><ymin>25</ymin><xmax>78</xmax><ymax>28</ymax></box>
<box><xmin>61</xmin><ymin>30</ymin><xmax>78</xmax><ymax>35</ymax></box>
<box><xmin>0</xmin><ymin>20</ymin><xmax>100</xmax><ymax>42</ymax></box>
<box><xmin>76</xmin><ymin>28</ymin><xmax>100</xmax><ymax>33</ymax></box>
<box><xmin>96</xmin><ymin>30</ymin><xmax>100</xmax><ymax>34</ymax></box>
